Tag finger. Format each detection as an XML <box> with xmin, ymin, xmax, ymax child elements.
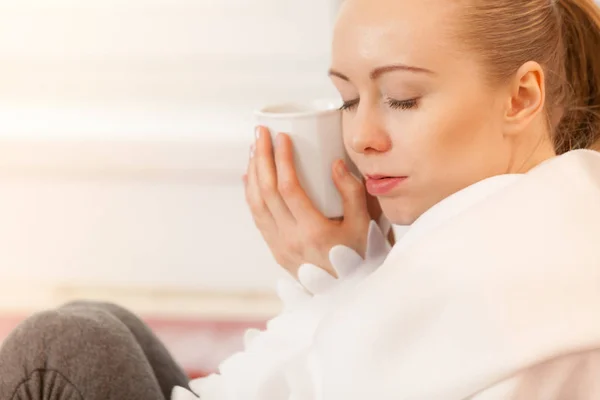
<box><xmin>255</xmin><ymin>126</ymin><xmax>295</xmax><ymax>226</ymax></box>
<box><xmin>274</xmin><ymin>133</ymin><xmax>325</xmax><ymax>222</ymax></box>
<box><xmin>332</xmin><ymin>159</ymin><xmax>369</xmax><ymax>224</ymax></box>
<box><xmin>365</xmin><ymin>189</ymin><xmax>384</xmax><ymax>222</ymax></box>
<box><xmin>245</xmin><ymin>142</ymin><xmax>277</xmax><ymax>232</ymax></box>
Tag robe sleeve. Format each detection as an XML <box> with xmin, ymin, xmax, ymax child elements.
<box><xmin>171</xmin><ymin>220</ymin><xmax>392</xmax><ymax>400</ymax></box>
<box><xmin>510</xmin><ymin>348</ymin><xmax>600</xmax><ymax>400</ymax></box>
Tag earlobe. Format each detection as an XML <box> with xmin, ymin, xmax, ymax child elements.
<box><xmin>504</xmin><ymin>61</ymin><xmax>545</xmax><ymax>135</ymax></box>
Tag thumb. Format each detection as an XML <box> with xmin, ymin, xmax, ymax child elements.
<box><xmin>332</xmin><ymin>160</ymin><xmax>369</xmax><ymax>221</ymax></box>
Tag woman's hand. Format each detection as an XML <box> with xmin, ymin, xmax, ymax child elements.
<box><xmin>244</xmin><ymin>126</ymin><xmax>372</xmax><ymax>277</ymax></box>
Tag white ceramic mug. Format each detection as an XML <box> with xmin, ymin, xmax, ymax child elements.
<box><xmin>254</xmin><ymin>99</ymin><xmax>352</xmax><ymax>218</ymax></box>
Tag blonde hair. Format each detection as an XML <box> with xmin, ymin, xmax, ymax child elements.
<box><xmin>459</xmin><ymin>0</ymin><xmax>600</xmax><ymax>153</ymax></box>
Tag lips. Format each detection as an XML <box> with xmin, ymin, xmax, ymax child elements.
<box><xmin>366</xmin><ymin>174</ymin><xmax>387</xmax><ymax>180</ymax></box>
<box><xmin>365</xmin><ymin>175</ymin><xmax>407</xmax><ymax>196</ymax></box>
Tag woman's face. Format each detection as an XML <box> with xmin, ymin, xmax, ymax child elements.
<box><xmin>330</xmin><ymin>0</ymin><xmax>514</xmax><ymax>225</ymax></box>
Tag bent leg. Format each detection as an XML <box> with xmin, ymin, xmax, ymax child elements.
<box><xmin>61</xmin><ymin>301</ymin><xmax>189</xmax><ymax>397</ymax></box>
<box><xmin>0</xmin><ymin>306</ymin><xmax>165</xmax><ymax>400</ymax></box>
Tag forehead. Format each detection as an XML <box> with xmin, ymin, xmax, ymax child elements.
<box><xmin>332</xmin><ymin>0</ymin><xmax>462</xmax><ymax>70</ymax></box>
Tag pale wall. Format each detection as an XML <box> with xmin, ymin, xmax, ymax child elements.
<box><xmin>0</xmin><ymin>0</ymin><xmax>340</xmax><ymax>315</ymax></box>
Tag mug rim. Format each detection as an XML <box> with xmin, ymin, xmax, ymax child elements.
<box><xmin>254</xmin><ymin>99</ymin><xmax>342</xmax><ymax>119</ymax></box>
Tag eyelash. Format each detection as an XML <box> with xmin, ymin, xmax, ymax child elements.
<box><xmin>339</xmin><ymin>98</ymin><xmax>419</xmax><ymax>112</ymax></box>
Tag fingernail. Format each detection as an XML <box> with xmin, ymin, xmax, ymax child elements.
<box><xmin>255</xmin><ymin>126</ymin><xmax>261</xmax><ymax>140</ymax></box>
<box><xmin>250</xmin><ymin>144</ymin><xmax>255</xmax><ymax>158</ymax></box>
<box><xmin>275</xmin><ymin>133</ymin><xmax>283</xmax><ymax>148</ymax></box>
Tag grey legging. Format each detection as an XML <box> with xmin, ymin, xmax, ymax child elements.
<box><xmin>0</xmin><ymin>301</ymin><xmax>191</xmax><ymax>400</ymax></box>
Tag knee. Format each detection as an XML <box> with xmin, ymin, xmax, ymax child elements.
<box><xmin>6</xmin><ymin>309</ymin><xmax>81</xmax><ymax>348</ymax></box>
<box><xmin>3</xmin><ymin>307</ymin><xmax>133</xmax><ymax>364</ymax></box>
<box><xmin>0</xmin><ymin>308</ymin><xmax>158</xmax><ymax>399</ymax></box>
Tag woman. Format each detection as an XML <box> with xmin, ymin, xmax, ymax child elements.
<box><xmin>2</xmin><ymin>0</ymin><xmax>600</xmax><ymax>398</ymax></box>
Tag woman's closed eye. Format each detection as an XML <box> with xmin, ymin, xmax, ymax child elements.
<box><xmin>339</xmin><ymin>98</ymin><xmax>360</xmax><ymax>112</ymax></box>
<box><xmin>339</xmin><ymin>97</ymin><xmax>420</xmax><ymax>112</ymax></box>
<box><xmin>387</xmin><ymin>97</ymin><xmax>419</xmax><ymax>110</ymax></box>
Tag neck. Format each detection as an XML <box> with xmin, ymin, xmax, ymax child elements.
<box><xmin>507</xmin><ymin>125</ymin><xmax>556</xmax><ymax>173</ymax></box>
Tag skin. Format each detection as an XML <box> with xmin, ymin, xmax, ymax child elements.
<box><xmin>245</xmin><ymin>0</ymin><xmax>557</xmax><ymax>275</ymax></box>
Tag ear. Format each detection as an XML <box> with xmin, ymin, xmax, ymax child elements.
<box><xmin>503</xmin><ymin>61</ymin><xmax>546</xmax><ymax>136</ymax></box>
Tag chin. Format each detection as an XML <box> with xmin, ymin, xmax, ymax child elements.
<box><xmin>379</xmin><ymin>198</ymin><xmax>422</xmax><ymax>226</ymax></box>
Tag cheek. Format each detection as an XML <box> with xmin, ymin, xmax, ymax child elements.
<box><xmin>395</xmin><ymin>92</ymin><xmax>505</xmax><ymax>179</ymax></box>
<box><xmin>380</xmin><ymin>93</ymin><xmax>508</xmax><ymax>223</ymax></box>
<box><xmin>437</xmin><ymin>103</ymin><xmax>505</xmax><ymax>178</ymax></box>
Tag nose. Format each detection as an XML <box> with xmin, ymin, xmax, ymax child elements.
<box><xmin>348</xmin><ymin>106</ymin><xmax>392</xmax><ymax>155</ymax></box>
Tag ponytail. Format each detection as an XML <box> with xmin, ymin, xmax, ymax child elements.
<box><xmin>554</xmin><ymin>0</ymin><xmax>600</xmax><ymax>153</ymax></box>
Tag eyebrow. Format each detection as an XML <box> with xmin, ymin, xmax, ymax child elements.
<box><xmin>328</xmin><ymin>64</ymin><xmax>434</xmax><ymax>81</ymax></box>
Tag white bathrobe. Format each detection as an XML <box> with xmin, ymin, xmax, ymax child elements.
<box><xmin>173</xmin><ymin>149</ymin><xmax>600</xmax><ymax>400</ymax></box>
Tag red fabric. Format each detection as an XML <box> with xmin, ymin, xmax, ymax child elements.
<box><xmin>188</xmin><ymin>370</ymin><xmax>210</xmax><ymax>380</ymax></box>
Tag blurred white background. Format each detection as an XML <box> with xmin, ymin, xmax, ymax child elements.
<box><xmin>0</xmin><ymin>0</ymin><xmax>343</xmax><ymax>318</ymax></box>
